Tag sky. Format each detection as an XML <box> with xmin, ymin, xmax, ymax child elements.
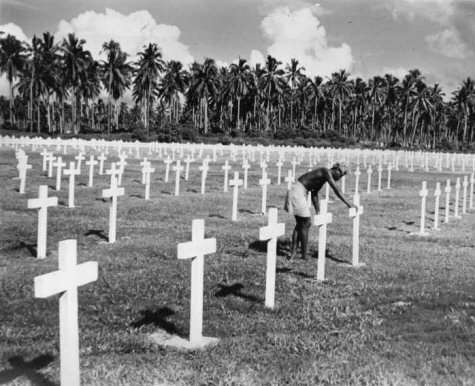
<box><xmin>1</xmin><ymin>0</ymin><xmax>475</xmax><ymax>99</ymax></box>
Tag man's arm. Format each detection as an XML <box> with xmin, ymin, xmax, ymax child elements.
<box><xmin>324</xmin><ymin>169</ymin><xmax>352</xmax><ymax>208</ymax></box>
<box><xmin>311</xmin><ymin>190</ymin><xmax>319</xmax><ymax>214</ymax></box>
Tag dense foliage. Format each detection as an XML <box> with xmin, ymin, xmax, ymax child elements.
<box><xmin>1</xmin><ymin>31</ymin><xmax>475</xmax><ymax>150</ymax></box>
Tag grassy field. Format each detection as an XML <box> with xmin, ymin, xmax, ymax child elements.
<box><xmin>1</xmin><ymin>145</ymin><xmax>475</xmax><ymax>385</ymax></box>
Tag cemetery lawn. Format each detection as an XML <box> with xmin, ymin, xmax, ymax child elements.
<box><xmin>1</xmin><ymin>147</ymin><xmax>475</xmax><ymax>385</ymax></box>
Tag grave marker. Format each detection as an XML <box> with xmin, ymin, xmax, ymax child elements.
<box><xmin>102</xmin><ymin>173</ymin><xmax>125</xmax><ymax>243</ymax></box>
<box><xmin>98</xmin><ymin>153</ymin><xmax>107</xmax><ymax>175</ymax></box>
<box><xmin>259</xmin><ymin>171</ymin><xmax>271</xmax><ymax>215</ymax></box>
<box><xmin>434</xmin><ymin>182</ymin><xmax>441</xmax><ymax>230</ymax></box>
<box><xmin>199</xmin><ymin>162</ymin><xmax>209</xmax><ymax>195</ymax></box>
<box><xmin>85</xmin><ymin>156</ymin><xmax>98</xmax><ymax>188</ymax></box>
<box><xmin>27</xmin><ymin>185</ymin><xmax>58</xmax><ymax>258</ymax></box>
<box><xmin>229</xmin><ymin>172</ymin><xmax>243</xmax><ymax>221</ymax></box>
<box><xmin>34</xmin><ymin>239</ymin><xmax>98</xmax><ymax>386</ymax></box>
<box><xmin>314</xmin><ymin>199</ymin><xmax>332</xmax><ymax>281</ymax></box>
<box><xmin>444</xmin><ymin>180</ymin><xmax>451</xmax><ymax>223</ymax></box>
<box><xmin>366</xmin><ymin>165</ymin><xmax>373</xmax><ymax>193</ymax></box>
<box><xmin>177</xmin><ymin>219</ymin><xmax>218</xmax><ymax>347</ymax></box>
<box><xmin>259</xmin><ymin>208</ymin><xmax>285</xmax><ymax>309</ymax></box>
<box><xmin>173</xmin><ymin>160</ymin><xmax>184</xmax><ymax>196</ymax></box>
<box><xmin>164</xmin><ymin>156</ymin><xmax>172</xmax><ymax>182</ymax></box>
<box><xmin>222</xmin><ymin>161</ymin><xmax>231</xmax><ymax>192</ymax></box>
<box><xmin>462</xmin><ymin>176</ymin><xmax>468</xmax><ymax>214</ymax></box>
<box><xmin>454</xmin><ymin>178</ymin><xmax>461</xmax><ymax>218</ymax></box>
<box><xmin>349</xmin><ymin>194</ymin><xmax>364</xmax><ymax>266</ymax></box>
<box><xmin>63</xmin><ymin>162</ymin><xmax>80</xmax><ymax>208</ymax></box>
<box><xmin>142</xmin><ymin>162</ymin><xmax>155</xmax><ymax>200</ymax></box>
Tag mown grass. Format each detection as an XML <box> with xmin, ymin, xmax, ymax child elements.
<box><xmin>1</xmin><ymin>146</ymin><xmax>475</xmax><ymax>385</ymax></box>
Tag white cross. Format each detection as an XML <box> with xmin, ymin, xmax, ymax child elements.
<box><xmin>173</xmin><ymin>160</ymin><xmax>184</xmax><ymax>196</ymax></box>
<box><xmin>102</xmin><ymin>173</ymin><xmax>125</xmax><ymax>243</ymax></box>
<box><xmin>117</xmin><ymin>157</ymin><xmax>127</xmax><ymax>186</ymax></box>
<box><xmin>454</xmin><ymin>177</ymin><xmax>461</xmax><ymax>218</ymax></box>
<box><xmin>199</xmin><ymin>163</ymin><xmax>209</xmax><ymax>195</ymax></box>
<box><xmin>142</xmin><ymin>162</ymin><xmax>155</xmax><ymax>200</ymax></box>
<box><xmin>354</xmin><ymin>167</ymin><xmax>361</xmax><ymax>194</ymax></box>
<box><xmin>74</xmin><ymin>152</ymin><xmax>85</xmax><ymax>174</ymax></box>
<box><xmin>27</xmin><ymin>185</ymin><xmax>58</xmax><ymax>258</ymax></box>
<box><xmin>242</xmin><ymin>161</ymin><xmax>250</xmax><ymax>190</ymax></box>
<box><xmin>53</xmin><ymin>156</ymin><xmax>66</xmax><ymax>191</ymax></box>
<box><xmin>462</xmin><ymin>176</ymin><xmax>468</xmax><ymax>214</ymax></box>
<box><xmin>285</xmin><ymin>170</ymin><xmax>294</xmax><ymax>191</ymax></box>
<box><xmin>229</xmin><ymin>171</ymin><xmax>243</xmax><ymax>221</ymax></box>
<box><xmin>366</xmin><ymin>165</ymin><xmax>373</xmax><ymax>193</ymax></box>
<box><xmin>40</xmin><ymin>149</ymin><xmax>49</xmax><ymax>171</ymax></box>
<box><xmin>470</xmin><ymin>173</ymin><xmax>474</xmax><ymax>210</ymax></box>
<box><xmin>444</xmin><ymin>180</ymin><xmax>451</xmax><ymax>223</ymax></box>
<box><xmin>64</xmin><ymin>162</ymin><xmax>80</xmax><ymax>208</ymax></box>
<box><xmin>222</xmin><ymin>161</ymin><xmax>231</xmax><ymax>192</ymax></box>
<box><xmin>377</xmin><ymin>164</ymin><xmax>383</xmax><ymax>191</ymax></box>
<box><xmin>313</xmin><ymin>199</ymin><xmax>332</xmax><ymax>281</ymax></box>
<box><xmin>259</xmin><ymin>171</ymin><xmax>271</xmax><ymax>215</ymax></box>
<box><xmin>106</xmin><ymin>163</ymin><xmax>121</xmax><ymax>186</ymax></box>
<box><xmin>98</xmin><ymin>153</ymin><xmax>107</xmax><ymax>175</ymax></box>
<box><xmin>177</xmin><ymin>219</ymin><xmax>217</xmax><ymax>346</ymax></box>
<box><xmin>184</xmin><ymin>156</ymin><xmax>192</xmax><ymax>180</ymax></box>
<box><xmin>164</xmin><ymin>156</ymin><xmax>172</xmax><ymax>182</ymax></box>
<box><xmin>18</xmin><ymin>159</ymin><xmax>32</xmax><ymax>194</ymax></box>
<box><xmin>47</xmin><ymin>153</ymin><xmax>55</xmax><ymax>178</ymax></box>
<box><xmin>85</xmin><ymin>156</ymin><xmax>98</xmax><ymax>188</ymax></box>
<box><xmin>434</xmin><ymin>182</ymin><xmax>441</xmax><ymax>230</ymax></box>
<box><xmin>418</xmin><ymin>181</ymin><xmax>429</xmax><ymax>236</ymax></box>
<box><xmin>386</xmin><ymin>164</ymin><xmax>393</xmax><ymax>189</ymax></box>
<box><xmin>140</xmin><ymin>158</ymin><xmax>149</xmax><ymax>184</ymax></box>
<box><xmin>349</xmin><ymin>194</ymin><xmax>364</xmax><ymax>266</ymax></box>
<box><xmin>34</xmin><ymin>239</ymin><xmax>98</xmax><ymax>386</ymax></box>
<box><xmin>276</xmin><ymin>160</ymin><xmax>283</xmax><ymax>185</ymax></box>
<box><xmin>291</xmin><ymin>158</ymin><xmax>298</xmax><ymax>179</ymax></box>
<box><xmin>259</xmin><ymin>207</ymin><xmax>285</xmax><ymax>309</ymax></box>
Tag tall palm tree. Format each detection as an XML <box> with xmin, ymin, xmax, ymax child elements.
<box><xmin>285</xmin><ymin>58</ymin><xmax>305</xmax><ymax>128</ymax></box>
<box><xmin>101</xmin><ymin>40</ymin><xmax>132</xmax><ymax>134</ymax></box>
<box><xmin>261</xmin><ymin>55</ymin><xmax>285</xmax><ymax>131</ymax></box>
<box><xmin>189</xmin><ymin>58</ymin><xmax>219</xmax><ymax>134</ymax></box>
<box><xmin>228</xmin><ymin>58</ymin><xmax>251</xmax><ymax>131</ymax></box>
<box><xmin>328</xmin><ymin>69</ymin><xmax>352</xmax><ymax>134</ymax></box>
<box><xmin>0</xmin><ymin>34</ymin><xmax>26</xmax><ymax>125</ymax></box>
<box><xmin>306</xmin><ymin>76</ymin><xmax>324</xmax><ymax>131</ymax></box>
<box><xmin>157</xmin><ymin>60</ymin><xmax>189</xmax><ymax>124</ymax></box>
<box><xmin>61</xmin><ymin>33</ymin><xmax>92</xmax><ymax>133</ymax></box>
<box><xmin>132</xmin><ymin>43</ymin><xmax>164</xmax><ymax>131</ymax></box>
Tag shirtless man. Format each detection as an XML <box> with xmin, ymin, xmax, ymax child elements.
<box><xmin>284</xmin><ymin>162</ymin><xmax>355</xmax><ymax>260</ymax></box>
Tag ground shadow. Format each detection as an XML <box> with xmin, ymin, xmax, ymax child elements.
<box><xmin>311</xmin><ymin>249</ymin><xmax>351</xmax><ymax>265</ymax></box>
<box><xmin>239</xmin><ymin>208</ymin><xmax>257</xmax><ymax>215</ymax></box>
<box><xmin>130</xmin><ymin>307</ymin><xmax>183</xmax><ymax>336</ymax></box>
<box><xmin>160</xmin><ymin>191</ymin><xmax>171</xmax><ymax>195</ymax></box>
<box><xmin>0</xmin><ymin>354</ymin><xmax>56</xmax><ymax>386</ymax></box>
<box><xmin>215</xmin><ymin>283</ymin><xmax>261</xmax><ymax>302</ymax></box>
<box><xmin>13</xmin><ymin>188</ymin><xmax>20</xmax><ymax>192</ymax></box>
<box><xmin>276</xmin><ymin>267</ymin><xmax>292</xmax><ymax>274</ymax></box>
<box><xmin>78</xmin><ymin>182</ymin><xmax>87</xmax><ymax>187</ymax></box>
<box><xmin>58</xmin><ymin>200</ymin><xmax>67</xmax><ymax>207</ymax></box>
<box><xmin>385</xmin><ymin>226</ymin><xmax>398</xmax><ymax>231</ymax></box>
<box><xmin>84</xmin><ymin>229</ymin><xmax>108</xmax><ymax>241</ymax></box>
<box><xmin>95</xmin><ymin>197</ymin><xmax>108</xmax><ymax>203</ymax></box>
<box><xmin>48</xmin><ymin>185</ymin><xmax>55</xmax><ymax>191</ymax></box>
<box><xmin>187</xmin><ymin>189</ymin><xmax>198</xmax><ymax>193</ymax></box>
<box><xmin>209</xmin><ymin>214</ymin><xmax>226</xmax><ymax>219</ymax></box>
<box><xmin>11</xmin><ymin>241</ymin><xmax>37</xmax><ymax>257</ymax></box>
<box><xmin>403</xmin><ymin>220</ymin><xmax>415</xmax><ymax>226</ymax></box>
<box><xmin>129</xmin><ymin>194</ymin><xmax>142</xmax><ymax>199</ymax></box>
<box><xmin>133</xmin><ymin>179</ymin><xmax>141</xmax><ymax>184</ymax></box>
<box><xmin>248</xmin><ymin>239</ymin><xmax>289</xmax><ymax>257</ymax></box>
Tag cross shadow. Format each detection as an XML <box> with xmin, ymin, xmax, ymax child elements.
<box><xmin>385</xmin><ymin>226</ymin><xmax>398</xmax><ymax>231</ymax></box>
<box><xmin>95</xmin><ymin>197</ymin><xmax>108</xmax><ymax>203</ymax></box>
<box><xmin>48</xmin><ymin>185</ymin><xmax>55</xmax><ymax>190</ymax></box>
<box><xmin>84</xmin><ymin>229</ymin><xmax>108</xmax><ymax>241</ymax></box>
<box><xmin>209</xmin><ymin>214</ymin><xmax>226</xmax><ymax>219</ymax></box>
<box><xmin>402</xmin><ymin>221</ymin><xmax>415</xmax><ymax>225</ymax></box>
<box><xmin>0</xmin><ymin>354</ymin><xmax>56</xmax><ymax>386</ymax></box>
<box><xmin>160</xmin><ymin>191</ymin><xmax>171</xmax><ymax>195</ymax></box>
<box><xmin>133</xmin><ymin>179</ymin><xmax>141</xmax><ymax>184</ymax></box>
<box><xmin>13</xmin><ymin>188</ymin><xmax>20</xmax><ymax>192</ymax></box>
<box><xmin>311</xmin><ymin>249</ymin><xmax>351</xmax><ymax>265</ymax></box>
<box><xmin>276</xmin><ymin>267</ymin><xmax>292</xmax><ymax>274</ymax></box>
<box><xmin>129</xmin><ymin>194</ymin><xmax>142</xmax><ymax>199</ymax></box>
<box><xmin>239</xmin><ymin>209</ymin><xmax>257</xmax><ymax>215</ymax></box>
<box><xmin>11</xmin><ymin>241</ymin><xmax>37</xmax><ymax>257</ymax></box>
<box><xmin>58</xmin><ymin>200</ymin><xmax>67</xmax><ymax>207</ymax></box>
<box><xmin>78</xmin><ymin>182</ymin><xmax>87</xmax><ymax>187</ymax></box>
<box><xmin>215</xmin><ymin>283</ymin><xmax>261</xmax><ymax>302</ymax></box>
<box><xmin>187</xmin><ymin>189</ymin><xmax>197</xmax><ymax>193</ymax></box>
<box><xmin>130</xmin><ymin>307</ymin><xmax>183</xmax><ymax>336</ymax></box>
<box><xmin>248</xmin><ymin>239</ymin><xmax>288</xmax><ymax>257</ymax></box>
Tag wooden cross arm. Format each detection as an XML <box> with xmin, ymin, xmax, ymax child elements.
<box><xmin>313</xmin><ymin>213</ymin><xmax>333</xmax><ymax>226</ymax></box>
<box><xmin>34</xmin><ymin>262</ymin><xmax>98</xmax><ymax>298</ymax></box>
<box><xmin>28</xmin><ymin>197</ymin><xmax>58</xmax><ymax>209</ymax></box>
<box><xmin>259</xmin><ymin>223</ymin><xmax>285</xmax><ymax>241</ymax></box>
<box><xmin>177</xmin><ymin>238</ymin><xmax>216</xmax><ymax>260</ymax></box>
<box><xmin>102</xmin><ymin>187</ymin><xmax>125</xmax><ymax>198</ymax></box>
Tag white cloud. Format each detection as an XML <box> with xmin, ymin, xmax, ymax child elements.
<box><xmin>381</xmin><ymin>67</ymin><xmax>410</xmax><ymax>80</ymax></box>
<box><xmin>425</xmin><ymin>28</ymin><xmax>469</xmax><ymax>59</ymax></box>
<box><xmin>55</xmin><ymin>8</ymin><xmax>194</xmax><ymax>65</ymax></box>
<box><xmin>385</xmin><ymin>0</ymin><xmax>455</xmax><ymax>24</ymax></box>
<box><xmin>259</xmin><ymin>6</ymin><xmax>353</xmax><ymax>77</ymax></box>
<box><xmin>249</xmin><ymin>49</ymin><xmax>265</xmax><ymax>68</ymax></box>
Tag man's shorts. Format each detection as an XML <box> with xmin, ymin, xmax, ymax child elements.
<box><xmin>284</xmin><ymin>181</ymin><xmax>311</xmax><ymax>217</ymax></box>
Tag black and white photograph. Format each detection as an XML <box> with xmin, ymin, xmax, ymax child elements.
<box><xmin>1</xmin><ymin>0</ymin><xmax>475</xmax><ymax>384</ymax></box>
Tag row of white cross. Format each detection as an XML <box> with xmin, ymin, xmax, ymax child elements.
<box><xmin>416</xmin><ymin>174</ymin><xmax>475</xmax><ymax>236</ymax></box>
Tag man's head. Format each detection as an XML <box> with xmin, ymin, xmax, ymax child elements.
<box><xmin>331</xmin><ymin>162</ymin><xmax>349</xmax><ymax>180</ymax></box>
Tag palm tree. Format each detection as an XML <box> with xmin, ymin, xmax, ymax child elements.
<box><xmin>306</xmin><ymin>76</ymin><xmax>324</xmax><ymax>131</ymax></box>
<box><xmin>328</xmin><ymin>69</ymin><xmax>352</xmax><ymax>134</ymax></box>
<box><xmin>132</xmin><ymin>43</ymin><xmax>164</xmax><ymax>131</ymax></box>
<box><xmin>100</xmin><ymin>40</ymin><xmax>132</xmax><ymax>134</ymax></box>
<box><xmin>61</xmin><ymin>33</ymin><xmax>92</xmax><ymax>133</ymax></box>
<box><xmin>0</xmin><ymin>34</ymin><xmax>26</xmax><ymax>125</ymax></box>
<box><xmin>157</xmin><ymin>60</ymin><xmax>189</xmax><ymax>124</ymax></box>
<box><xmin>228</xmin><ymin>58</ymin><xmax>251</xmax><ymax>131</ymax></box>
<box><xmin>189</xmin><ymin>58</ymin><xmax>219</xmax><ymax>133</ymax></box>
<box><xmin>261</xmin><ymin>55</ymin><xmax>285</xmax><ymax>131</ymax></box>
<box><xmin>285</xmin><ymin>58</ymin><xmax>305</xmax><ymax>128</ymax></box>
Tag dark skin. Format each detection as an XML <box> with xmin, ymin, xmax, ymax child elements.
<box><xmin>290</xmin><ymin>166</ymin><xmax>356</xmax><ymax>260</ymax></box>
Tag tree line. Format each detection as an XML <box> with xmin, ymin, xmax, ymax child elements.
<box><xmin>1</xmin><ymin>31</ymin><xmax>475</xmax><ymax>149</ymax></box>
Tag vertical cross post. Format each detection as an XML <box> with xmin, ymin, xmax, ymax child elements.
<box><xmin>222</xmin><ymin>161</ymin><xmax>231</xmax><ymax>193</ymax></box>
<box><xmin>314</xmin><ymin>199</ymin><xmax>332</xmax><ymax>281</ymax></box>
<box><xmin>349</xmin><ymin>194</ymin><xmax>364</xmax><ymax>266</ymax></box>
<box><xmin>444</xmin><ymin>180</ymin><xmax>451</xmax><ymax>223</ymax></box>
<box><xmin>85</xmin><ymin>156</ymin><xmax>98</xmax><ymax>188</ymax></box>
<box><xmin>173</xmin><ymin>160</ymin><xmax>184</xmax><ymax>196</ymax></box>
<box><xmin>259</xmin><ymin>171</ymin><xmax>271</xmax><ymax>215</ymax></box>
<box><xmin>229</xmin><ymin>172</ymin><xmax>243</xmax><ymax>221</ymax></box>
<box><xmin>434</xmin><ymin>182</ymin><xmax>441</xmax><ymax>230</ymax></box>
<box><xmin>462</xmin><ymin>176</ymin><xmax>468</xmax><ymax>214</ymax></box>
<box><xmin>454</xmin><ymin>178</ymin><xmax>461</xmax><ymax>218</ymax></box>
<box><xmin>63</xmin><ymin>162</ymin><xmax>79</xmax><ymax>208</ymax></box>
<box><xmin>102</xmin><ymin>174</ymin><xmax>125</xmax><ymax>243</ymax></box>
<box><xmin>418</xmin><ymin>181</ymin><xmax>429</xmax><ymax>235</ymax></box>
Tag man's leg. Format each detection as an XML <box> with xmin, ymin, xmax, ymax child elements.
<box><xmin>298</xmin><ymin>217</ymin><xmax>312</xmax><ymax>260</ymax></box>
<box><xmin>290</xmin><ymin>220</ymin><xmax>300</xmax><ymax>260</ymax></box>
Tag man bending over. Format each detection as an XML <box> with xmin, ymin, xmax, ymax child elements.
<box><xmin>284</xmin><ymin>162</ymin><xmax>354</xmax><ymax>260</ymax></box>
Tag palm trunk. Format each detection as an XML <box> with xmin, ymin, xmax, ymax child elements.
<box><xmin>9</xmin><ymin>80</ymin><xmax>14</xmax><ymax>125</ymax></box>
<box><xmin>237</xmin><ymin>96</ymin><xmax>241</xmax><ymax>131</ymax></box>
<box><xmin>37</xmin><ymin>99</ymin><xmax>41</xmax><ymax>133</ymax></box>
